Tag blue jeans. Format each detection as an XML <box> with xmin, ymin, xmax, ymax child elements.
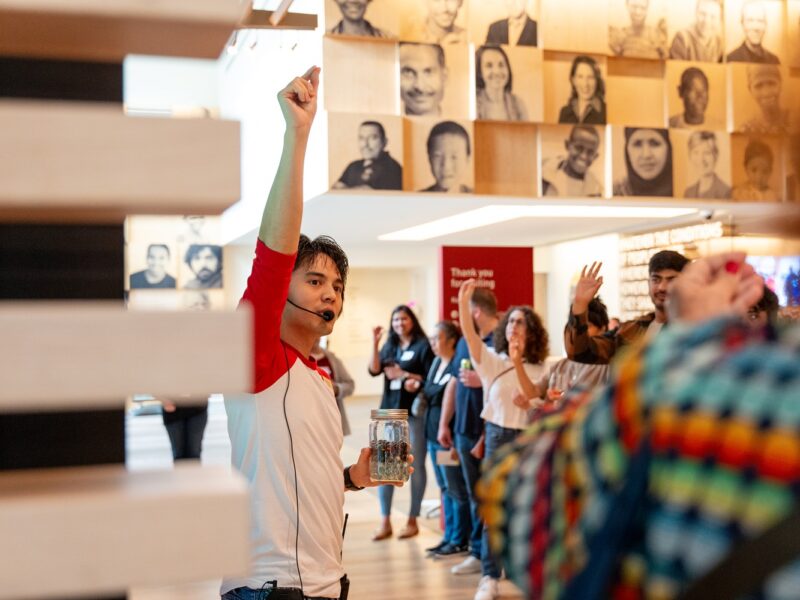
<box><xmin>455</xmin><ymin>432</ymin><xmax>483</xmax><ymax>558</ymax></box>
<box><xmin>480</xmin><ymin>422</ymin><xmax>521</xmax><ymax>578</ymax></box>
<box><xmin>427</xmin><ymin>440</ymin><xmax>471</xmax><ymax>546</ymax></box>
<box><xmin>379</xmin><ymin>413</ymin><xmax>427</xmax><ymax>517</ymax></box>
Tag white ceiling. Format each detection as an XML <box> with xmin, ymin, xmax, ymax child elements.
<box><xmin>231</xmin><ymin>190</ymin><xmax>800</xmax><ymax>259</ymax></box>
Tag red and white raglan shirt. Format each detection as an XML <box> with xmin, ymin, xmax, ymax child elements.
<box><xmin>220</xmin><ymin>240</ymin><xmax>345</xmax><ymax>599</ymax></box>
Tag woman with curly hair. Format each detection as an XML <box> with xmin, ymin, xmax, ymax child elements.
<box><xmin>457</xmin><ymin>279</ymin><xmax>549</xmax><ymax>600</ymax></box>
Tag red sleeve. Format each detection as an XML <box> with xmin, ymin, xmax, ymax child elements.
<box><xmin>238</xmin><ymin>240</ymin><xmax>297</xmax><ymax>393</ymax></box>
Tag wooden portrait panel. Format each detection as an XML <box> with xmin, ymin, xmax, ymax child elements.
<box><xmin>468</xmin><ymin>0</ymin><xmax>540</xmax><ymax>48</ymax></box>
<box><xmin>178</xmin><ymin>243</ymin><xmax>223</xmax><ymax>290</ymax></box>
<box><xmin>724</xmin><ymin>0</ymin><xmax>786</xmax><ymax>64</ymax></box>
<box><xmin>543</xmin><ymin>52</ymin><xmax>608</xmax><ymax>125</ymax></box>
<box><xmin>540</xmin><ymin>0</ymin><xmax>607</xmax><ymax>54</ymax></box>
<box><xmin>404</xmin><ymin>117</ymin><xmax>474</xmax><ymax>193</ymax></box>
<box><xmin>474</xmin><ymin>121</ymin><xmax>538</xmax><ymax>196</ymax></box>
<box><xmin>671</xmin><ymin>128</ymin><xmax>732</xmax><ymax>199</ymax></box>
<box><xmin>324</xmin><ymin>0</ymin><xmax>400</xmax><ymax>39</ymax></box>
<box><xmin>608</xmin><ymin>0</ymin><xmax>669</xmax><ymax>60</ymax></box>
<box><xmin>400</xmin><ymin>0</ymin><xmax>469</xmax><ymax>45</ymax></box>
<box><xmin>665</xmin><ymin>60</ymin><xmax>727</xmax><ymax>130</ymax></box>
<box><xmin>666</xmin><ymin>0</ymin><xmax>726</xmax><ymax>62</ymax></box>
<box><xmin>789</xmin><ymin>1</ymin><xmax>800</xmax><ymax>67</ymax></box>
<box><xmin>398</xmin><ymin>42</ymin><xmax>470</xmax><ymax>119</ymax></box>
<box><xmin>127</xmin><ymin>290</ymin><xmax>181</xmax><ymax>311</ymax></box>
<box><xmin>539</xmin><ymin>124</ymin><xmax>607</xmax><ymax>198</ymax></box>
<box><xmin>786</xmin><ymin>134</ymin><xmax>800</xmax><ymax>202</ymax></box>
<box><xmin>127</xmin><ymin>242</ymin><xmax>178</xmax><ymax>291</ymax></box>
<box><xmin>323</xmin><ymin>37</ymin><xmax>398</xmax><ymax>115</ymax></box>
<box><xmin>606</xmin><ymin>58</ymin><xmax>665</xmax><ymax>127</ymax></box>
<box><xmin>328</xmin><ymin>113</ymin><xmax>404</xmax><ymax>191</ymax></box>
<box><xmin>611</xmin><ymin>126</ymin><xmax>675</xmax><ymax>197</ymax></box>
<box><xmin>729</xmin><ymin>63</ymin><xmax>795</xmax><ymax>134</ymax></box>
<box><xmin>730</xmin><ymin>133</ymin><xmax>784</xmax><ymax>201</ymax></box>
<box><xmin>474</xmin><ymin>45</ymin><xmax>543</xmax><ymax>123</ymax></box>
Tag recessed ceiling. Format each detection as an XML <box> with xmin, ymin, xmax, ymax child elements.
<box><xmin>232</xmin><ymin>190</ymin><xmax>800</xmax><ymax>255</ymax></box>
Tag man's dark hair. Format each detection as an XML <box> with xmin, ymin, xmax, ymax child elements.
<box><xmin>360</xmin><ymin>120</ymin><xmax>387</xmax><ymax>142</ymax></box>
<box><xmin>648</xmin><ymin>250</ymin><xmax>689</xmax><ymax>274</ymax></box>
<box><xmin>753</xmin><ymin>286</ymin><xmax>779</xmax><ymax>320</ymax></box>
<box><xmin>400</xmin><ymin>41</ymin><xmax>446</xmax><ymax>68</ymax></box>
<box><xmin>493</xmin><ymin>306</ymin><xmax>549</xmax><ymax>364</ymax></box>
<box><xmin>387</xmin><ymin>305</ymin><xmax>427</xmax><ymax>346</ymax></box>
<box><xmin>679</xmin><ymin>67</ymin><xmax>709</xmax><ymax>96</ymax></box>
<box><xmin>427</xmin><ymin>121</ymin><xmax>471</xmax><ymax>157</ymax></box>
<box><xmin>587</xmin><ymin>296</ymin><xmax>610</xmax><ymax>330</ymax></box>
<box><xmin>184</xmin><ymin>244</ymin><xmax>222</xmax><ymax>267</ymax></box>
<box><xmin>294</xmin><ymin>234</ymin><xmax>349</xmax><ymax>297</ymax></box>
<box><xmin>147</xmin><ymin>243</ymin><xmax>170</xmax><ymax>257</ymax></box>
<box><xmin>469</xmin><ymin>287</ymin><xmax>498</xmax><ymax>317</ymax></box>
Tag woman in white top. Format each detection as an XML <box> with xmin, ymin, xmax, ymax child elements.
<box><xmin>457</xmin><ymin>278</ymin><xmax>549</xmax><ymax>597</ymax></box>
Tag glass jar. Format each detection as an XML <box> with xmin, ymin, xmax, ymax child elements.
<box><xmin>369</xmin><ymin>408</ymin><xmax>410</xmax><ymax>483</ymax></box>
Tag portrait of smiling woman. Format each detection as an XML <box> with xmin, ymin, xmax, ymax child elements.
<box><xmin>558</xmin><ymin>55</ymin><xmax>606</xmax><ymax>125</ymax></box>
<box><xmin>475</xmin><ymin>45</ymin><xmax>528</xmax><ymax>122</ymax></box>
<box><xmin>613</xmin><ymin>127</ymin><xmax>674</xmax><ymax>197</ymax></box>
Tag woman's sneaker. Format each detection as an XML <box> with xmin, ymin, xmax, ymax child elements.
<box><xmin>451</xmin><ymin>555</ymin><xmax>482</xmax><ymax>575</ymax></box>
<box><xmin>473</xmin><ymin>575</ymin><xmax>499</xmax><ymax>600</ymax></box>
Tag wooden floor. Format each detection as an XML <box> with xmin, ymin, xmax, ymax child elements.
<box><xmin>128</xmin><ymin>396</ymin><xmax>524</xmax><ymax>600</ymax></box>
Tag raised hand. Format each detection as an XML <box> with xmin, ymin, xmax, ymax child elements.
<box><xmin>458</xmin><ymin>278</ymin><xmax>477</xmax><ymax>310</ymax></box>
<box><xmin>277</xmin><ymin>66</ymin><xmax>320</xmax><ymax>132</ymax></box>
<box><xmin>372</xmin><ymin>326</ymin><xmax>384</xmax><ymax>347</ymax></box>
<box><xmin>508</xmin><ymin>333</ymin><xmax>523</xmax><ymax>365</ymax></box>
<box><xmin>572</xmin><ymin>262</ymin><xmax>603</xmax><ymax>315</ymax></box>
<box><xmin>668</xmin><ymin>253</ymin><xmax>764</xmax><ymax>323</ymax></box>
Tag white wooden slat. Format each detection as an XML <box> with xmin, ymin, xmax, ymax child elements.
<box><xmin>0</xmin><ymin>101</ymin><xmax>241</xmax><ymax>223</ymax></box>
<box><xmin>0</xmin><ymin>302</ymin><xmax>252</xmax><ymax>410</ymax></box>
<box><xmin>0</xmin><ymin>464</ymin><xmax>250</xmax><ymax>599</ymax></box>
<box><xmin>0</xmin><ymin>0</ymin><xmax>248</xmax><ymax>62</ymax></box>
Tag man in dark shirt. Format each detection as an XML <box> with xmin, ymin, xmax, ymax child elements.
<box><xmin>332</xmin><ymin>121</ymin><xmax>402</xmax><ymax>190</ymax></box>
<box><xmin>565</xmin><ymin>250</ymin><xmax>688</xmax><ymax>364</ymax></box>
<box><xmin>438</xmin><ymin>288</ymin><xmax>499</xmax><ymax>575</ymax></box>
<box><xmin>726</xmin><ymin>0</ymin><xmax>781</xmax><ymax>64</ymax></box>
<box><xmin>485</xmin><ymin>0</ymin><xmax>537</xmax><ymax>46</ymax></box>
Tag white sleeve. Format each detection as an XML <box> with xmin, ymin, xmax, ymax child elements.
<box><xmin>474</xmin><ymin>344</ymin><xmax>508</xmax><ymax>388</ymax></box>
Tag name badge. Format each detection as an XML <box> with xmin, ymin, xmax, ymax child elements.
<box><xmin>400</xmin><ymin>350</ymin><xmax>415</xmax><ymax>361</ymax></box>
<box><xmin>389</xmin><ymin>379</ymin><xmax>402</xmax><ymax>390</ymax></box>
<box><xmin>439</xmin><ymin>373</ymin><xmax>452</xmax><ymax>385</ymax></box>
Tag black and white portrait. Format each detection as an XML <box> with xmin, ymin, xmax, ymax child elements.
<box><xmin>180</xmin><ymin>244</ymin><xmax>223</xmax><ymax>290</ymax></box>
<box><xmin>475</xmin><ymin>45</ymin><xmax>532</xmax><ymax>122</ymax></box>
<box><xmin>787</xmin><ymin>134</ymin><xmax>800</xmax><ymax>202</ymax></box>
<box><xmin>129</xmin><ymin>243</ymin><xmax>177</xmax><ymax>290</ymax></box>
<box><xmin>666</xmin><ymin>62</ymin><xmax>726</xmax><ymax>129</ymax></box>
<box><xmin>480</xmin><ymin>0</ymin><xmax>538</xmax><ymax>47</ymax></box>
<box><xmin>609</xmin><ymin>0</ymin><xmax>668</xmax><ymax>59</ymax></box>
<box><xmin>540</xmin><ymin>124</ymin><xmax>605</xmax><ymax>197</ymax></box>
<box><xmin>330</xmin><ymin>117</ymin><xmax>403</xmax><ymax>190</ymax></box>
<box><xmin>325</xmin><ymin>0</ymin><xmax>396</xmax><ymax>38</ymax></box>
<box><xmin>399</xmin><ymin>42</ymin><xmax>469</xmax><ymax>118</ymax></box>
<box><xmin>409</xmin><ymin>119</ymin><xmax>474</xmax><ymax>193</ymax></box>
<box><xmin>668</xmin><ymin>0</ymin><xmax>724</xmax><ymax>62</ymax></box>
<box><xmin>613</xmin><ymin>127</ymin><xmax>674</xmax><ymax>197</ymax></box>
<box><xmin>790</xmin><ymin>1</ymin><xmax>800</xmax><ymax>68</ymax></box>
<box><xmin>673</xmin><ymin>129</ymin><xmax>732</xmax><ymax>199</ymax></box>
<box><xmin>726</xmin><ymin>0</ymin><xmax>783</xmax><ymax>64</ymax></box>
<box><xmin>557</xmin><ymin>55</ymin><xmax>606</xmax><ymax>125</ymax></box>
<box><xmin>401</xmin><ymin>0</ymin><xmax>467</xmax><ymax>45</ymax></box>
<box><xmin>731</xmin><ymin>135</ymin><xmax>782</xmax><ymax>202</ymax></box>
<box><xmin>732</xmin><ymin>64</ymin><xmax>792</xmax><ymax>135</ymax></box>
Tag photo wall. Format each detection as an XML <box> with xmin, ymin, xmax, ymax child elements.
<box><xmin>125</xmin><ymin>216</ymin><xmax>225</xmax><ymax>312</ymax></box>
<box><xmin>323</xmin><ymin>0</ymin><xmax>800</xmax><ymax>202</ymax></box>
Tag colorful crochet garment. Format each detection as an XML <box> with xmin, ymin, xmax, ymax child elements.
<box><xmin>478</xmin><ymin>318</ymin><xmax>800</xmax><ymax>599</ymax></box>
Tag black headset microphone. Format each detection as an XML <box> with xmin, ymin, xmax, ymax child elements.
<box><xmin>286</xmin><ymin>298</ymin><xmax>335</xmax><ymax>322</ymax></box>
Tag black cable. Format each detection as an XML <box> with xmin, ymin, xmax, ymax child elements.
<box><xmin>281</xmin><ymin>341</ymin><xmax>304</xmax><ymax>595</ymax></box>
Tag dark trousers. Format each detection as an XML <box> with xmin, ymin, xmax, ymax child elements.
<box><xmin>164</xmin><ymin>409</ymin><xmax>207</xmax><ymax>460</ymax></box>
<box><xmin>455</xmin><ymin>432</ymin><xmax>484</xmax><ymax>559</ymax></box>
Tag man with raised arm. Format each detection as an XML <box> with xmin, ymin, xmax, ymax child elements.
<box><xmin>221</xmin><ymin>67</ymin><xmax>407</xmax><ymax>600</ymax></box>
<box><xmin>565</xmin><ymin>250</ymin><xmax>688</xmax><ymax>364</ymax></box>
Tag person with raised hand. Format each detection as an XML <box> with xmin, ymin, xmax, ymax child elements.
<box><xmin>221</xmin><ymin>67</ymin><xmax>411</xmax><ymax>600</ymax></box>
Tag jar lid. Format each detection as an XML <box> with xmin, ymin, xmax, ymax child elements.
<box><xmin>371</xmin><ymin>409</ymin><xmax>408</xmax><ymax>420</ymax></box>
